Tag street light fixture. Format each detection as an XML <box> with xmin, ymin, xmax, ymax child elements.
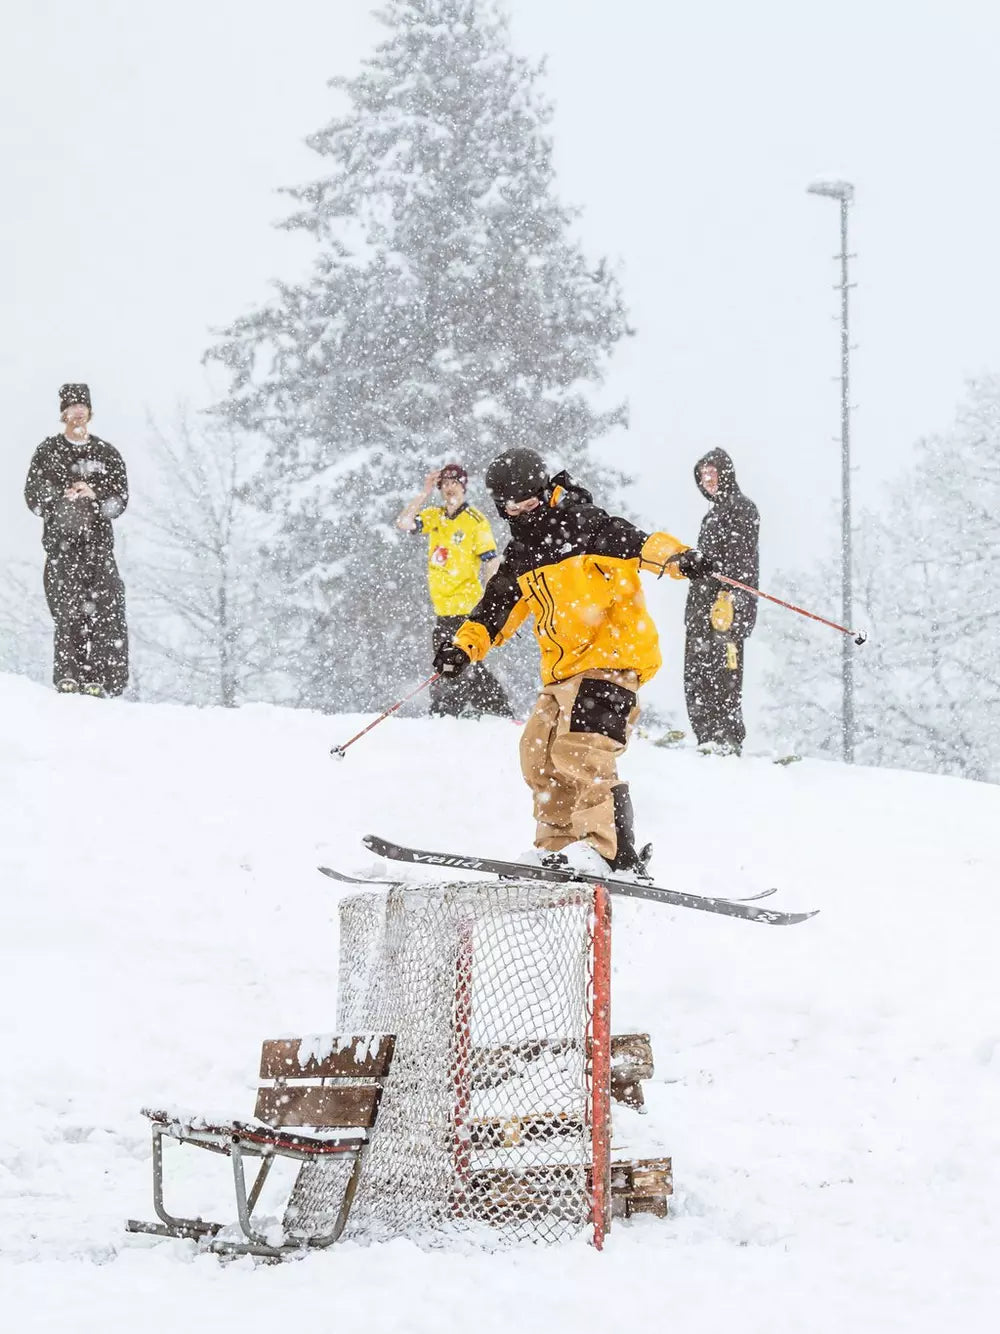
<box><xmin>807</xmin><ymin>177</ymin><xmax>856</xmax><ymax>763</ymax></box>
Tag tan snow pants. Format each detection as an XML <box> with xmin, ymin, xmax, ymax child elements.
<box><xmin>519</xmin><ymin>669</ymin><xmax>640</xmax><ymax>861</ymax></box>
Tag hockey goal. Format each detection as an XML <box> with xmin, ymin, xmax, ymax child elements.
<box><xmin>329</xmin><ymin>879</ymin><xmax>612</xmax><ymax>1247</ymax></box>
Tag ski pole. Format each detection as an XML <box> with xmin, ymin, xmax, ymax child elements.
<box><xmin>710</xmin><ymin>572</ymin><xmax>867</xmax><ymax>645</ymax></box>
<box><xmin>331</xmin><ymin>674</ymin><xmax>441</xmax><ymax>760</ymax></box>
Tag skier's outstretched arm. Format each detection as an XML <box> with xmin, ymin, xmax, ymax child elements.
<box><xmin>458</xmin><ymin>563</ymin><xmax>528</xmax><ymax>657</ymax></box>
<box><xmin>431</xmin><ymin>562</ymin><xmax>527</xmax><ymax>678</ymax></box>
<box><xmin>638</xmin><ymin>531</ymin><xmax>690</xmax><ymax>577</ymax></box>
<box><xmin>574</xmin><ymin>505</ymin><xmax>692</xmax><ymax>578</ymax></box>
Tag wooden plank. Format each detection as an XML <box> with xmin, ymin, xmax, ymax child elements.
<box><xmin>465</xmin><ymin>1156</ymin><xmax>673</xmax><ymax>1225</ymax></box>
<box><xmin>626</xmin><ymin>1195</ymin><xmax>670</xmax><ymax>1218</ymax></box>
<box><xmin>468</xmin><ymin>1113</ymin><xmax>582</xmax><ymax>1149</ymax></box>
<box><xmin>470</xmin><ymin>1038</ymin><xmax>578</xmax><ymax>1089</ymax></box>
<box><xmin>471</xmin><ymin>1165</ymin><xmax>580</xmax><ymax>1189</ymax></box>
<box><xmin>472</xmin><ymin>1033</ymin><xmax>643</xmax><ymax>1075</ymax></box>
<box><xmin>629</xmin><ymin>1161</ymin><xmax>673</xmax><ymax>1197</ymax></box>
<box><xmin>610</xmin><ymin>1033</ymin><xmax>654</xmax><ymax>1081</ymax></box>
<box><xmin>467</xmin><ymin>1165</ymin><xmax>581</xmax><ymax>1218</ymax></box>
<box><xmin>610</xmin><ymin>1076</ymin><xmax>646</xmax><ymax>1110</ymax></box>
<box><xmin>258</xmin><ymin>1035</ymin><xmax>395</xmax><ymax>1081</ymax></box>
<box><xmin>253</xmin><ymin>1084</ymin><xmax>381</xmax><ymax>1128</ymax></box>
<box><xmin>609</xmin><ymin>1156</ymin><xmax>672</xmax><ymax>1220</ymax></box>
<box><xmin>611</xmin><ymin>1192</ymin><xmax>670</xmax><ymax>1219</ymax></box>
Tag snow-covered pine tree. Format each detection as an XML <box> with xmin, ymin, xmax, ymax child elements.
<box><xmin>206</xmin><ymin>0</ymin><xmax>631</xmax><ymax>713</ymax></box>
<box><xmin>761</xmin><ymin>375</ymin><xmax>1000</xmax><ymax>781</ymax></box>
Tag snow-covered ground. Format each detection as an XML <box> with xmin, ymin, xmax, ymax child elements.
<box><xmin>2</xmin><ymin>671</ymin><xmax>998</xmax><ymax>1332</ymax></box>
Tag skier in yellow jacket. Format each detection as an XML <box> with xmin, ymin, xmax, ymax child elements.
<box><xmin>432</xmin><ymin>449</ymin><xmax>713</xmax><ymax>876</ymax></box>
<box><xmin>397</xmin><ymin>463</ymin><xmax>513</xmax><ymax>718</ymax></box>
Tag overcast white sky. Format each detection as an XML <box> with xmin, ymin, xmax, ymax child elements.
<box><xmin>3</xmin><ymin>0</ymin><xmax>999</xmax><ymax>713</ymax></box>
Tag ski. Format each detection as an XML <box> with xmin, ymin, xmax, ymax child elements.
<box><xmin>727</xmin><ymin>886</ymin><xmax>777</xmax><ymax>902</ymax></box>
<box><xmin>317</xmin><ymin>863</ymin><xmax>778</xmax><ymax>903</ymax></box>
<box><xmin>318</xmin><ymin>865</ymin><xmax>395</xmax><ymax>887</ymax></box>
<box><xmin>359</xmin><ymin>835</ymin><xmax>818</xmax><ymax>926</ymax></box>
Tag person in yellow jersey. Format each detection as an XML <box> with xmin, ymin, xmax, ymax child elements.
<box><xmin>397</xmin><ymin>462</ymin><xmax>514</xmax><ymax>719</ymax></box>
<box><xmin>431</xmin><ymin>449</ymin><xmax>714</xmax><ymax>878</ymax></box>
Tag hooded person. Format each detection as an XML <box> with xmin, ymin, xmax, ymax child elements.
<box><xmin>431</xmin><ymin>447</ymin><xmax>713</xmax><ymax>878</ymax></box>
<box><xmin>24</xmin><ymin>383</ymin><xmax>130</xmax><ymax>697</ymax></box>
<box><xmin>683</xmin><ymin>448</ymin><xmax>760</xmax><ymax>754</ymax></box>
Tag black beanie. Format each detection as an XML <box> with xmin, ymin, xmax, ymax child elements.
<box><xmin>59</xmin><ymin>383</ymin><xmax>92</xmax><ymax>414</ymax></box>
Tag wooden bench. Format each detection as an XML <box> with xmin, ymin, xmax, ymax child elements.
<box><xmin>126</xmin><ymin>1034</ymin><xmax>395</xmax><ymax>1257</ymax></box>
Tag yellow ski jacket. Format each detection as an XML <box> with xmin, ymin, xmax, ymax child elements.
<box><xmin>454</xmin><ymin>474</ymin><xmax>688</xmax><ymax>685</ymax></box>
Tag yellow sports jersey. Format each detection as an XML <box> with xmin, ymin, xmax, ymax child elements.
<box><xmin>415</xmin><ymin>503</ymin><xmax>499</xmax><ymax>616</ymax></box>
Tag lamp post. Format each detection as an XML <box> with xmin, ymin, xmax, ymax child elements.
<box><xmin>807</xmin><ymin>178</ymin><xmax>856</xmax><ymax>763</ymax></box>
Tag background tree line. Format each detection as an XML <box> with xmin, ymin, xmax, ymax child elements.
<box><xmin>759</xmin><ymin>373</ymin><xmax>1000</xmax><ymax>782</ymax></box>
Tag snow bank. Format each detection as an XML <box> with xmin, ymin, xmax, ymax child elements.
<box><xmin>1</xmin><ymin>672</ymin><xmax>997</xmax><ymax>1332</ymax></box>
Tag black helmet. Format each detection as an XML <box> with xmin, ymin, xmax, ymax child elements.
<box><xmin>486</xmin><ymin>448</ymin><xmax>549</xmax><ymax>509</ymax></box>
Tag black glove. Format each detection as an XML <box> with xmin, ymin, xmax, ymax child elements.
<box><xmin>433</xmin><ymin>642</ymin><xmax>471</xmax><ymax>677</ymax></box>
<box><xmin>676</xmin><ymin>548</ymin><xmax>714</xmax><ymax>580</ymax></box>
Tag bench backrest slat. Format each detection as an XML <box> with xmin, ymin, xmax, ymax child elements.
<box><xmin>254</xmin><ymin>1084</ymin><xmax>382</xmax><ymax>1129</ymax></box>
<box><xmin>259</xmin><ymin>1035</ymin><xmax>395</xmax><ymax>1081</ymax></box>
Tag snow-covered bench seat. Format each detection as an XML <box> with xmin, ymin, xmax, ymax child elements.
<box><xmin>126</xmin><ymin>1034</ymin><xmax>395</xmax><ymax>1258</ymax></box>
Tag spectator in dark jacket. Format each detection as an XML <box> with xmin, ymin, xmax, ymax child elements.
<box><xmin>24</xmin><ymin>384</ymin><xmax>129</xmax><ymax>697</ymax></box>
<box><xmin>684</xmin><ymin>448</ymin><xmax>759</xmax><ymax>754</ymax></box>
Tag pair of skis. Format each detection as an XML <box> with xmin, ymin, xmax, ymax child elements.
<box><xmin>318</xmin><ymin>834</ymin><xmax>818</xmax><ymax>927</ymax></box>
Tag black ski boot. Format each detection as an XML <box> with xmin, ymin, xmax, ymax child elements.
<box><xmin>608</xmin><ymin>783</ymin><xmax>653</xmax><ymax>879</ymax></box>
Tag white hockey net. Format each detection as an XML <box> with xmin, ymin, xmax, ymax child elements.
<box><xmin>330</xmin><ymin>880</ymin><xmax>611</xmax><ymax>1247</ymax></box>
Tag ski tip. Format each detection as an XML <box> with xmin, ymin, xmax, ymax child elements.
<box><xmin>756</xmin><ymin>907</ymin><xmax>820</xmax><ymax>926</ymax></box>
<box><xmin>318</xmin><ymin>865</ymin><xmax>353</xmax><ymax>882</ymax></box>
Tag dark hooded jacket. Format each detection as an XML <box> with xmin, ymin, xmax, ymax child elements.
<box><xmin>686</xmin><ymin>449</ymin><xmax>759</xmax><ymax>639</ymax></box>
<box><xmin>25</xmin><ymin>435</ymin><xmax>128</xmax><ymax>563</ymax></box>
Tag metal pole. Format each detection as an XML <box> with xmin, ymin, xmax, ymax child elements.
<box><xmin>838</xmin><ymin>196</ymin><xmax>854</xmax><ymax>764</ymax></box>
<box><xmin>808</xmin><ymin>178</ymin><xmax>856</xmax><ymax>764</ymax></box>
